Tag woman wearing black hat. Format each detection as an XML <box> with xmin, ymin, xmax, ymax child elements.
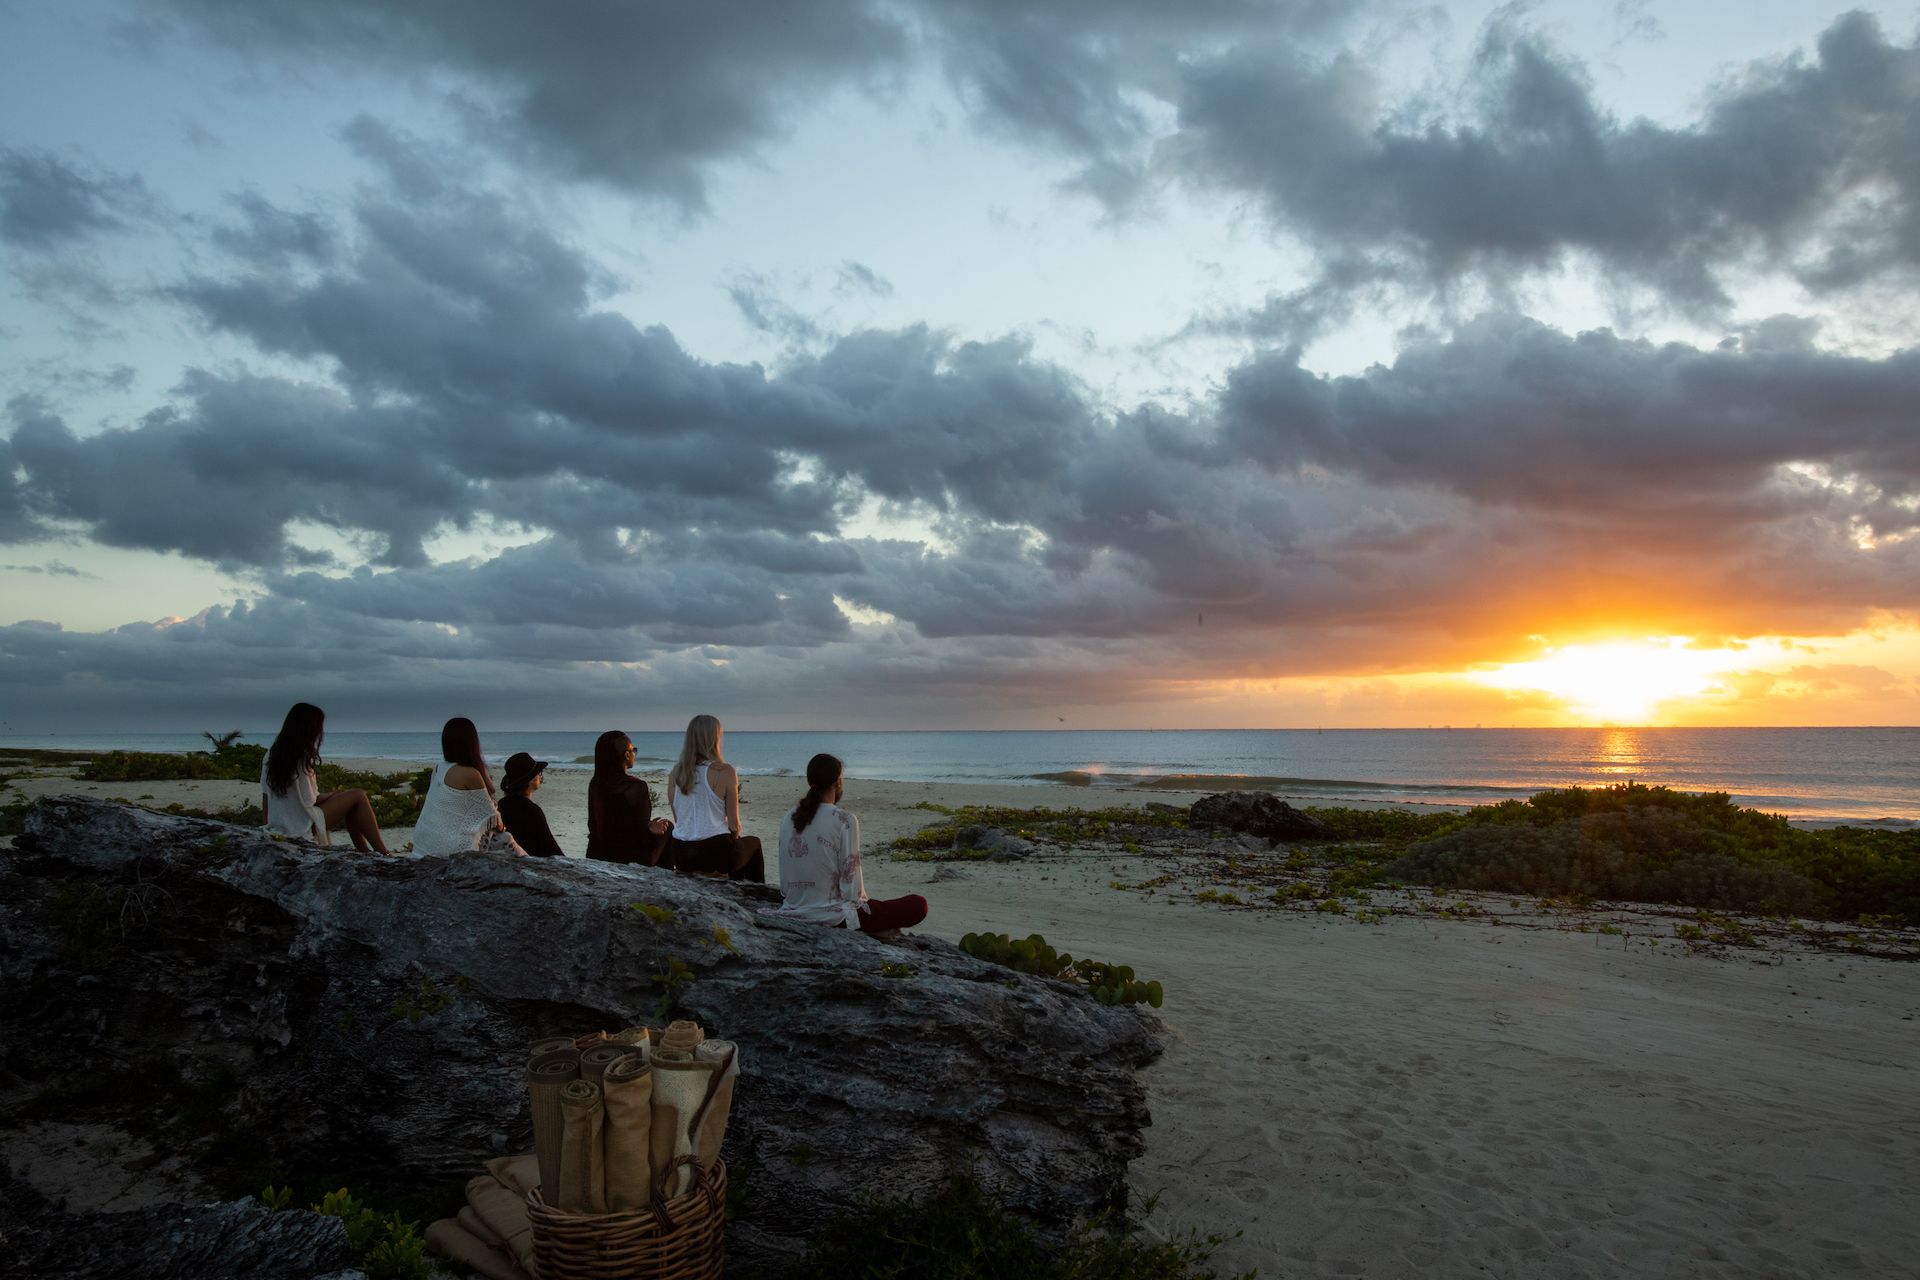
<box><xmin>499</xmin><ymin>752</ymin><xmax>565</xmax><ymax>858</ymax></box>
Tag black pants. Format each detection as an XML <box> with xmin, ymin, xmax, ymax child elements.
<box><xmin>664</xmin><ymin>833</ymin><xmax>765</xmax><ymax>883</ymax></box>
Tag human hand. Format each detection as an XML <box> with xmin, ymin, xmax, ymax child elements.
<box><xmin>650</xmin><ymin>817</ymin><xmax>671</xmax><ymax>835</ymax></box>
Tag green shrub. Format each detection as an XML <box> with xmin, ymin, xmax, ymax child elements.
<box><xmin>309</xmin><ymin>1188</ymin><xmax>430</xmax><ymax>1280</ymax></box>
<box><xmin>798</xmin><ymin>1177</ymin><xmax>1251</xmax><ymax>1280</ymax></box>
<box><xmin>1387</xmin><ymin>785</ymin><xmax>1920</xmax><ymax>924</ymax></box>
<box><xmin>959</xmin><ymin>932</ymin><xmax>1163</xmax><ymax>1007</ymax></box>
<box><xmin>80</xmin><ymin>740</ymin><xmax>266</xmax><ymax>782</ymax></box>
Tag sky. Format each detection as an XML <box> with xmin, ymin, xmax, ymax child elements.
<box><xmin>2</xmin><ymin>0</ymin><xmax>1919</xmax><ymax>732</ymax></box>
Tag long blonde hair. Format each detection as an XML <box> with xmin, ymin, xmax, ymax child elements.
<box><xmin>669</xmin><ymin>714</ymin><xmax>723</xmax><ymax>796</ymax></box>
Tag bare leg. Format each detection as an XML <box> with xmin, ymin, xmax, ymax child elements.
<box><xmin>317</xmin><ymin>789</ymin><xmax>389</xmax><ymax>854</ymax></box>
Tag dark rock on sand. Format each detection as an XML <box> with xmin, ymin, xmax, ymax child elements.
<box><xmin>2</xmin><ymin>796</ymin><xmax>1161</xmax><ymax>1278</ymax></box>
<box><xmin>0</xmin><ymin>1162</ymin><xmax>354</xmax><ymax>1280</ymax></box>
<box><xmin>951</xmin><ymin>823</ymin><xmax>1036</xmax><ymax>861</ymax></box>
<box><xmin>1189</xmin><ymin>791</ymin><xmax>1332</xmax><ymax>844</ymax></box>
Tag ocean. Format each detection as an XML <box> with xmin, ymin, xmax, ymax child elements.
<box><xmin>4</xmin><ymin>727</ymin><xmax>1915</xmax><ymax>825</ymax></box>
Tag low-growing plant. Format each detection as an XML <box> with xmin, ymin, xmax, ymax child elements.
<box><xmin>652</xmin><ymin>956</ymin><xmax>694</xmax><ymax>1019</ymax></box>
<box><xmin>309</xmin><ymin>1187</ymin><xmax>431</xmax><ymax>1280</ymax></box>
<box><xmin>879</xmin><ymin>961</ymin><xmax>915</xmax><ymax>979</ymax></box>
<box><xmin>959</xmin><ymin>932</ymin><xmax>1163</xmax><ymax>1007</ymax></box>
<box><xmin>386</xmin><ymin>976</ymin><xmax>450</xmax><ymax>1024</ymax></box>
<box><xmin>631</xmin><ymin>902</ymin><xmax>678</xmax><ymax>924</ymax></box>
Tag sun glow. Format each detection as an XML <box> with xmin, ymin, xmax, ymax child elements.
<box><xmin>1474</xmin><ymin>638</ymin><xmax>1750</xmax><ymax>724</ymax></box>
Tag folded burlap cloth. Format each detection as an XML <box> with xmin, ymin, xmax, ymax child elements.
<box><xmin>425</xmin><ymin>1159</ymin><xmax>540</xmax><ymax>1280</ymax></box>
<box><xmin>527</xmin><ymin>1048</ymin><xmax>581</xmax><ymax>1200</ymax></box>
<box><xmin>425</xmin><ymin>1218</ymin><xmax>526</xmax><ymax>1280</ymax></box>
<box><xmin>656</xmin><ymin>1019</ymin><xmax>704</xmax><ymax>1060</ymax></box>
<box><xmin>601</xmin><ymin>1050</ymin><xmax>655</xmax><ymax>1211</ymax></box>
<box><xmin>558</xmin><ymin>1078</ymin><xmax>608</xmax><ymax>1213</ymax></box>
<box><xmin>609</xmin><ymin>1025</ymin><xmax>651</xmax><ymax>1050</ymax></box>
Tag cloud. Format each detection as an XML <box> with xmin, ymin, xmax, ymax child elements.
<box><xmin>1163</xmin><ymin>12</ymin><xmax>1920</xmax><ymax>308</ymax></box>
<box><xmin>154</xmin><ymin>0</ymin><xmax>911</xmax><ymax>212</ymax></box>
<box><xmin>0</xmin><ymin>146</ymin><xmax>153</xmax><ymax>251</ymax></box>
<box><xmin>0</xmin><ymin>559</ymin><xmax>99</xmax><ymax>579</ymax></box>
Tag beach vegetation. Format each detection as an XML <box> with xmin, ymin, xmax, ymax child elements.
<box><xmin>631</xmin><ymin>902</ymin><xmax>678</xmax><ymax>924</ymax></box>
<box><xmin>385</xmin><ymin>976</ymin><xmax>450</xmax><ymax>1024</ymax></box>
<box><xmin>879</xmin><ymin>961</ymin><xmax>915</xmax><ymax>979</ymax></box>
<box><xmin>959</xmin><ymin>932</ymin><xmax>1164</xmax><ymax>1007</ymax></box>
<box><xmin>1193</xmin><ymin>888</ymin><xmax>1242</xmax><ymax>905</ymax></box>
<box><xmin>710</xmin><ymin>924</ymin><xmax>740</xmax><ymax>956</ymax></box>
<box><xmin>652</xmin><ymin>955</ymin><xmax>694</xmax><ymax>1019</ymax></box>
<box><xmin>1387</xmin><ymin>784</ymin><xmax>1920</xmax><ymax>924</ymax></box>
<box><xmin>798</xmin><ymin>1176</ymin><xmax>1252</xmax><ymax>1280</ymax></box>
<box><xmin>307</xmin><ymin>1187</ymin><xmax>431</xmax><ymax>1280</ymax></box>
<box><xmin>0</xmin><ymin>795</ymin><xmax>28</xmax><ymax>837</ymax></box>
<box><xmin>894</xmin><ymin>804</ymin><xmax>1187</xmax><ymax>858</ymax></box>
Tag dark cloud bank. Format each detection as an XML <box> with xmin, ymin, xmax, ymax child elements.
<box><xmin>4</xmin><ymin>5</ymin><xmax>1918</xmax><ymax>724</ymax></box>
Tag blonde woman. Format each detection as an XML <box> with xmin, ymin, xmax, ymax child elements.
<box><xmin>664</xmin><ymin>714</ymin><xmax>764</xmax><ymax>882</ymax></box>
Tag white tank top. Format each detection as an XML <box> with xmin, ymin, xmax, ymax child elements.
<box><xmin>671</xmin><ymin>762</ymin><xmax>731</xmax><ymax>841</ymax></box>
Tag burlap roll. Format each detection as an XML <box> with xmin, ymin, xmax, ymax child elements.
<box><xmin>573</xmin><ymin>1030</ymin><xmax>608</xmax><ymax>1050</ymax></box>
<box><xmin>656</xmin><ymin>1019</ymin><xmax>704</xmax><ymax>1061</ymax></box>
<box><xmin>609</xmin><ymin>1025</ymin><xmax>650</xmax><ymax>1050</ymax></box>
<box><xmin>580</xmin><ymin>1041</ymin><xmax>637</xmax><ymax>1082</ymax></box>
<box><xmin>649</xmin><ymin>1056</ymin><xmax>718</xmax><ymax>1199</ymax></box>
<box><xmin>466</xmin><ymin>1172</ymin><xmax>536</xmax><ymax>1273</ymax></box>
<box><xmin>425</xmin><ymin>1217</ymin><xmax>528</xmax><ymax>1280</ymax></box>
<box><xmin>601</xmin><ymin>1051</ymin><xmax>655</xmax><ymax>1212</ymax></box>
<box><xmin>690</xmin><ymin>1039</ymin><xmax>739</xmax><ymax>1177</ymax></box>
<box><xmin>529</xmin><ymin>1036</ymin><xmax>574</xmax><ymax>1058</ymax></box>
<box><xmin>526</xmin><ymin>1049</ymin><xmax>580</xmax><ymax>1200</ymax></box>
<box><xmin>557</xmin><ymin>1078</ymin><xmax>607</xmax><ymax>1214</ymax></box>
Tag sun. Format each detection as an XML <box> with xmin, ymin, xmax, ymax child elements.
<box><xmin>1473</xmin><ymin>638</ymin><xmax>1744</xmax><ymax>724</ymax></box>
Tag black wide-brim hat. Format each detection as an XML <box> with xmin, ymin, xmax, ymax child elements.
<box><xmin>502</xmin><ymin>751</ymin><xmax>549</xmax><ymax>793</ymax></box>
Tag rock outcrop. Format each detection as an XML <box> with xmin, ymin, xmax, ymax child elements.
<box><xmin>1</xmin><ymin>797</ymin><xmax>1161</xmax><ymax>1277</ymax></box>
<box><xmin>950</xmin><ymin>824</ymin><xmax>1036</xmax><ymax>861</ymax></box>
<box><xmin>1189</xmin><ymin>791</ymin><xmax>1332</xmax><ymax>844</ymax></box>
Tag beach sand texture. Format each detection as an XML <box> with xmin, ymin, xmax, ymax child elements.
<box><xmin>3</xmin><ymin>762</ymin><xmax>1916</xmax><ymax>1277</ymax></box>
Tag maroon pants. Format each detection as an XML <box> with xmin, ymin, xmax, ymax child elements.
<box><xmin>852</xmin><ymin>894</ymin><xmax>928</xmax><ymax>933</ymax></box>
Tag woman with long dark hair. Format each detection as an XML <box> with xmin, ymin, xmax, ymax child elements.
<box><xmin>766</xmin><ymin>753</ymin><xmax>926</xmax><ymax>934</ymax></box>
<box><xmin>585</xmin><ymin>730</ymin><xmax>672</xmax><ymax>865</ymax></box>
<box><xmin>412</xmin><ymin>716</ymin><xmax>524</xmax><ymax>856</ymax></box>
<box><xmin>663</xmin><ymin>714</ymin><xmax>764</xmax><ymax>882</ymax></box>
<box><xmin>259</xmin><ymin>702</ymin><xmax>389</xmax><ymax>853</ymax></box>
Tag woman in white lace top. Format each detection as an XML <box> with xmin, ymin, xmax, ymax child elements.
<box><xmin>259</xmin><ymin>702</ymin><xmax>390</xmax><ymax>853</ymax></box>
<box><xmin>411</xmin><ymin>717</ymin><xmax>525</xmax><ymax>857</ymax></box>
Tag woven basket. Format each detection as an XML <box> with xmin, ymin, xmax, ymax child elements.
<box><xmin>527</xmin><ymin>1157</ymin><xmax>726</xmax><ymax>1280</ymax></box>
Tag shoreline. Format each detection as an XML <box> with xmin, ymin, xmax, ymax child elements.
<box><xmin>2</xmin><ymin>758</ymin><xmax>1917</xmax><ymax>1275</ymax></box>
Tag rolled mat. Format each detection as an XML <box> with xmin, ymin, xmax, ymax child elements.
<box><xmin>609</xmin><ymin>1025</ymin><xmax>650</xmax><ymax>1050</ymax></box>
<box><xmin>601</xmin><ymin>1051</ymin><xmax>655</xmax><ymax>1212</ymax></box>
<box><xmin>573</xmin><ymin>1030</ymin><xmax>609</xmax><ymax>1050</ymax></box>
<box><xmin>425</xmin><ymin>1217</ymin><xmax>529</xmax><ymax>1280</ymax></box>
<box><xmin>656</xmin><ymin>1019</ymin><xmax>704</xmax><ymax>1061</ymax></box>
<box><xmin>649</xmin><ymin>1056</ymin><xmax>719</xmax><ymax>1199</ymax></box>
<box><xmin>466</xmin><ymin>1173</ymin><xmax>536</xmax><ymax>1273</ymax></box>
<box><xmin>529</xmin><ymin>1036</ymin><xmax>574</xmax><ymax>1058</ymax></box>
<box><xmin>485</xmin><ymin>1152</ymin><xmax>540</xmax><ymax>1199</ymax></box>
<box><xmin>558</xmin><ymin>1078</ymin><xmax>607</xmax><ymax>1214</ymax></box>
<box><xmin>458</xmin><ymin>1206</ymin><xmax>501</xmax><ymax>1246</ymax></box>
<box><xmin>527</xmin><ymin>1049</ymin><xmax>581</xmax><ymax>1201</ymax></box>
<box><xmin>690</xmin><ymin>1039</ymin><xmax>739</xmax><ymax>1180</ymax></box>
<box><xmin>580</xmin><ymin>1041</ymin><xmax>637</xmax><ymax>1082</ymax></box>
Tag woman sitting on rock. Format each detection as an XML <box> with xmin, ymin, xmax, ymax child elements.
<box><xmin>766</xmin><ymin>753</ymin><xmax>926</xmax><ymax>935</ymax></box>
<box><xmin>260</xmin><ymin>701</ymin><xmax>390</xmax><ymax>853</ymax></box>
<box><xmin>498</xmin><ymin>752</ymin><xmax>564</xmax><ymax>858</ymax></box>
<box><xmin>585</xmin><ymin>730</ymin><xmax>671</xmax><ymax>865</ymax></box>
<box><xmin>664</xmin><ymin>714</ymin><xmax>764</xmax><ymax>882</ymax></box>
<box><xmin>412</xmin><ymin>717</ymin><xmax>524</xmax><ymax>856</ymax></box>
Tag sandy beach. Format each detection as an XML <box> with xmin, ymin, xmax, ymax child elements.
<box><xmin>4</xmin><ymin>760</ymin><xmax>1916</xmax><ymax>1277</ymax></box>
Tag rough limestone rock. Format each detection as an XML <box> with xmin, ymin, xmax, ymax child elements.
<box><xmin>0</xmin><ymin>1162</ymin><xmax>356</xmax><ymax>1280</ymax></box>
<box><xmin>951</xmin><ymin>824</ymin><xmax>1036</xmax><ymax>861</ymax></box>
<box><xmin>1188</xmin><ymin>791</ymin><xmax>1332</xmax><ymax>844</ymax></box>
<box><xmin>2</xmin><ymin>797</ymin><xmax>1161</xmax><ymax>1277</ymax></box>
